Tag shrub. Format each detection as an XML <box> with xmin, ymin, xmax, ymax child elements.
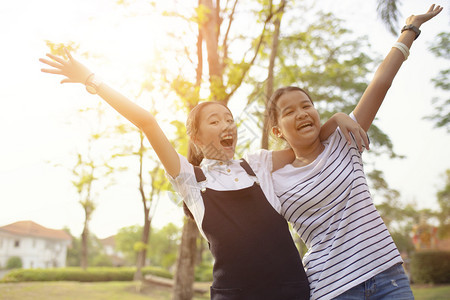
<box><xmin>6</xmin><ymin>257</ymin><xmax>22</xmax><ymax>269</ymax></box>
<box><xmin>1</xmin><ymin>266</ymin><xmax>172</xmax><ymax>283</ymax></box>
<box><xmin>411</xmin><ymin>251</ymin><xmax>450</xmax><ymax>284</ymax></box>
<box><xmin>195</xmin><ymin>263</ymin><xmax>213</xmax><ymax>282</ymax></box>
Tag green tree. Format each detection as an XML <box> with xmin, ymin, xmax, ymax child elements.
<box><xmin>426</xmin><ymin>32</ymin><xmax>450</xmax><ymax>132</ymax></box>
<box><xmin>112</xmin><ymin>115</ymin><xmax>171</xmax><ymax>280</ymax></box>
<box><xmin>163</xmin><ymin>2</ymin><xmax>283</xmax><ymax>298</ymax></box>
<box><xmin>147</xmin><ymin>223</ymin><xmax>181</xmax><ymax>269</ymax></box>
<box><xmin>46</xmin><ymin>42</ymin><xmax>116</xmax><ymax>270</ymax></box>
<box><xmin>437</xmin><ymin>169</ymin><xmax>450</xmax><ymax>238</ymax></box>
<box><xmin>66</xmin><ymin>231</ymin><xmax>113</xmax><ymax>267</ymax></box>
<box><xmin>115</xmin><ymin>225</ymin><xmax>144</xmax><ymax>265</ymax></box>
<box><xmin>376</xmin><ymin>0</ymin><xmax>401</xmax><ymax>35</ymax></box>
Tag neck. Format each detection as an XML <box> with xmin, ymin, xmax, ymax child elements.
<box><xmin>292</xmin><ymin>141</ymin><xmax>324</xmax><ymax>167</ymax></box>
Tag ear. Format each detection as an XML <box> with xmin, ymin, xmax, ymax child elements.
<box><xmin>272</xmin><ymin>126</ymin><xmax>283</xmax><ymax>138</ymax></box>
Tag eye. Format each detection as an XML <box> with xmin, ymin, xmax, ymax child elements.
<box><xmin>284</xmin><ymin>110</ymin><xmax>293</xmax><ymax>116</ymax></box>
<box><xmin>227</xmin><ymin>119</ymin><xmax>234</xmax><ymax>124</ymax></box>
<box><xmin>210</xmin><ymin>120</ymin><xmax>219</xmax><ymax>125</ymax></box>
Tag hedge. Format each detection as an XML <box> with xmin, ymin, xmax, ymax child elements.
<box><xmin>410</xmin><ymin>251</ymin><xmax>450</xmax><ymax>284</ymax></box>
<box><xmin>1</xmin><ymin>266</ymin><xmax>172</xmax><ymax>283</ymax></box>
<box><xmin>6</xmin><ymin>256</ymin><xmax>22</xmax><ymax>269</ymax></box>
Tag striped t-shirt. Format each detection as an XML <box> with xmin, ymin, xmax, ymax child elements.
<box><xmin>272</xmin><ymin>123</ymin><xmax>403</xmax><ymax>300</ymax></box>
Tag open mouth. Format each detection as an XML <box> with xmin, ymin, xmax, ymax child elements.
<box><xmin>296</xmin><ymin>122</ymin><xmax>312</xmax><ymax>130</ymax></box>
<box><xmin>220</xmin><ymin>135</ymin><xmax>234</xmax><ymax>147</ymax></box>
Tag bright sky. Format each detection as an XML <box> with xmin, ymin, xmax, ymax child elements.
<box><xmin>0</xmin><ymin>0</ymin><xmax>449</xmax><ymax>239</ymax></box>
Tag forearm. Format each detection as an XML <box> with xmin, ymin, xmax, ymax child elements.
<box><xmin>39</xmin><ymin>49</ymin><xmax>181</xmax><ymax>177</ymax></box>
<box><xmin>319</xmin><ymin>113</ymin><xmax>342</xmax><ymax>141</ymax></box>
<box><xmin>96</xmin><ymin>83</ymin><xmax>154</xmax><ymax>130</ymax></box>
<box><xmin>96</xmin><ymin>83</ymin><xmax>180</xmax><ymax>177</ymax></box>
<box><xmin>353</xmin><ymin>4</ymin><xmax>442</xmax><ymax>131</ymax></box>
<box><xmin>353</xmin><ymin>32</ymin><xmax>414</xmax><ymax>131</ymax></box>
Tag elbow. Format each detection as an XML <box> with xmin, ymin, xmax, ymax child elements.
<box><xmin>139</xmin><ymin>115</ymin><xmax>156</xmax><ymax>131</ymax></box>
<box><xmin>131</xmin><ymin>112</ymin><xmax>155</xmax><ymax>132</ymax></box>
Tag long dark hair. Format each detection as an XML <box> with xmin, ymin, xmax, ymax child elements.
<box><xmin>183</xmin><ymin>101</ymin><xmax>232</xmax><ymax>218</ymax></box>
<box><xmin>268</xmin><ymin>86</ymin><xmax>313</xmax><ymax>129</ymax></box>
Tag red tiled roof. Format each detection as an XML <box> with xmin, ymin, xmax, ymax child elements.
<box><xmin>0</xmin><ymin>220</ymin><xmax>71</xmax><ymax>241</ymax></box>
<box><xmin>99</xmin><ymin>235</ymin><xmax>116</xmax><ymax>247</ymax></box>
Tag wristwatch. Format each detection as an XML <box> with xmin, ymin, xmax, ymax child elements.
<box><xmin>85</xmin><ymin>74</ymin><xmax>102</xmax><ymax>95</ymax></box>
<box><xmin>401</xmin><ymin>24</ymin><xmax>421</xmax><ymax>40</ymax></box>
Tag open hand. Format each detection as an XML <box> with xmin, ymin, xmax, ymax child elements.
<box><xmin>407</xmin><ymin>4</ymin><xmax>443</xmax><ymax>27</ymax></box>
<box><xmin>39</xmin><ymin>48</ymin><xmax>92</xmax><ymax>85</ymax></box>
<box><xmin>333</xmin><ymin>113</ymin><xmax>370</xmax><ymax>152</ymax></box>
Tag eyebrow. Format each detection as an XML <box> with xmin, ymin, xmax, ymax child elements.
<box><xmin>206</xmin><ymin>112</ymin><xmax>233</xmax><ymax>121</ymax></box>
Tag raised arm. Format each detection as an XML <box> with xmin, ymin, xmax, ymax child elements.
<box><xmin>353</xmin><ymin>4</ymin><xmax>443</xmax><ymax>131</ymax></box>
<box><xmin>40</xmin><ymin>49</ymin><xmax>180</xmax><ymax>177</ymax></box>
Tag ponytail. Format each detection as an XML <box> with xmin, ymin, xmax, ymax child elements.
<box><xmin>187</xmin><ymin>140</ymin><xmax>204</xmax><ymax>167</ymax></box>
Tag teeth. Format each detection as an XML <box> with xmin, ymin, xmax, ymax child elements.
<box><xmin>222</xmin><ymin>136</ymin><xmax>232</xmax><ymax>140</ymax></box>
<box><xmin>297</xmin><ymin>123</ymin><xmax>311</xmax><ymax>129</ymax></box>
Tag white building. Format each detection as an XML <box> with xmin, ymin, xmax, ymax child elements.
<box><xmin>0</xmin><ymin>220</ymin><xmax>71</xmax><ymax>269</ymax></box>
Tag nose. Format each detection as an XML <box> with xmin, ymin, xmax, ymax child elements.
<box><xmin>220</xmin><ymin>119</ymin><xmax>234</xmax><ymax>131</ymax></box>
<box><xmin>295</xmin><ymin>109</ymin><xmax>308</xmax><ymax>119</ymax></box>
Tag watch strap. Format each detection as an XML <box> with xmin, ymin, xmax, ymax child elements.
<box><xmin>401</xmin><ymin>24</ymin><xmax>421</xmax><ymax>40</ymax></box>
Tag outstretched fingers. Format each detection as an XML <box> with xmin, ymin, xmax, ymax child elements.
<box><xmin>46</xmin><ymin>53</ymin><xmax>67</xmax><ymax>65</ymax></box>
<box><xmin>64</xmin><ymin>48</ymin><xmax>73</xmax><ymax>60</ymax></box>
<box><xmin>428</xmin><ymin>4</ymin><xmax>443</xmax><ymax>16</ymax></box>
<box><xmin>40</xmin><ymin>68</ymin><xmax>63</xmax><ymax>75</ymax></box>
<box><xmin>39</xmin><ymin>57</ymin><xmax>64</xmax><ymax>70</ymax></box>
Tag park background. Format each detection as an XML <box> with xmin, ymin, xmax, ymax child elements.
<box><xmin>0</xmin><ymin>0</ymin><xmax>449</xmax><ymax>295</ymax></box>
<box><xmin>0</xmin><ymin>0</ymin><xmax>448</xmax><ymax>240</ymax></box>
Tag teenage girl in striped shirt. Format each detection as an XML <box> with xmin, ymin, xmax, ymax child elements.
<box><xmin>268</xmin><ymin>4</ymin><xmax>443</xmax><ymax>300</ymax></box>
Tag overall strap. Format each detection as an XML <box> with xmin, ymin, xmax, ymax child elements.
<box><xmin>240</xmin><ymin>159</ymin><xmax>256</xmax><ymax>176</ymax></box>
<box><xmin>193</xmin><ymin>166</ymin><xmax>206</xmax><ymax>183</ymax></box>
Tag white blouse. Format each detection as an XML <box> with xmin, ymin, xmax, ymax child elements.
<box><xmin>167</xmin><ymin>149</ymin><xmax>280</xmax><ymax>240</ymax></box>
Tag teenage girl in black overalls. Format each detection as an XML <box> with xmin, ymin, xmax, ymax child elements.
<box><xmin>40</xmin><ymin>49</ymin><xmax>367</xmax><ymax>299</ymax></box>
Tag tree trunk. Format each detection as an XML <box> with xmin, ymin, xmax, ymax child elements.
<box><xmin>135</xmin><ymin>133</ymin><xmax>151</xmax><ymax>281</ymax></box>
<box><xmin>262</xmin><ymin>1</ymin><xmax>285</xmax><ymax>149</ymax></box>
<box><xmin>200</xmin><ymin>0</ymin><xmax>225</xmax><ymax>101</ymax></box>
<box><xmin>172</xmin><ymin>2</ymin><xmax>204</xmax><ymax>298</ymax></box>
<box><xmin>80</xmin><ymin>216</ymin><xmax>89</xmax><ymax>270</ymax></box>
<box><xmin>196</xmin><ymin>238</ymin><xmax>205</xmax><ymax>266</ymax></box>
<box><xmin>134</xmin><ymin>207</ymin><xmax>151</xmax><ymax>281</ymax></box>
<box><xmin>172</xmin><ymin>217</ymin><xmax>199</xmax><ymax>300</ymax></box>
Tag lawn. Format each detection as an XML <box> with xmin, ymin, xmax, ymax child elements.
<box><xmin>0</xmin><ymin>281</ymin><xmax>209</xmax><ymax>300</ymax></box>
<box><xmin>0</xmin><ymin>281</ymin><xmax>449</xmax><ymax>300</ymax></box>
<box><xmin>411</xmin><ymin>284</ymin><xmax>450</xmax><ymax>300</ymax></box>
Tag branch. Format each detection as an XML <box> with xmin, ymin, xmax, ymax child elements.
<box><xmin>221</xmin><ymin>0</ymin><xmax>239</xmax><ymax>67</ymax></box>
<box><xmin>225</xmin><ymin>2</ymin><xmax>285</xmax><ymax>101</ymax></box>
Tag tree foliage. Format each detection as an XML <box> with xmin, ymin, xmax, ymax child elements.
<box><xmin>376</xmin><ymin>0</ymin><xmax>401</xmax><ymax>36</ymax></box>
<box><xmin>425</xmin><ymin>32</ymin><xmax>450</xmax><ymax>132</ymax></box>
<box><xmin>436</xmin><ymin>169</ymin><xmax>450</xmax><ymax>238</ymax></box>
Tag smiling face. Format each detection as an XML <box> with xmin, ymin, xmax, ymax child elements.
<box><xmin>194</xmin><ymin>103</ymin><xmax>237</xmax><ymax>161</ymax></box>
<box><xmin>272</xmin><ymin>90</ymin><xmax>322</xmax><ymax>150</ymax></box>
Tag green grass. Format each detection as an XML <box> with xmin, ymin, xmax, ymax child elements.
<box><xmin>0</xmin><ymin>281</ymin><xmax>448</xmax><ymax>300</ymax></box>
<box><xmin>411</xmin><ymin>284</ymin><xmax>450</xmax><ymax>300</ymax></box>
<box><xmin>0</xmin><ymin>281</ymin><xmax>209</xmax><ymax>300</ymax></box>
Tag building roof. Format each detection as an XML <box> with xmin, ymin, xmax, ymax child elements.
<box><xmin>99</xmin><ymin>235</ymin><xmax>116</xmax><ymax>247</ymax></box>
<box><xmin>0</xmin><ymin>220</ymin><xmax>72</xmax><ymax>241</ymax></box>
